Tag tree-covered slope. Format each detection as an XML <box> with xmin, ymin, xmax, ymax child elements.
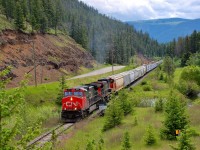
<box><xmin>127</xmin><ymin>18</ymin><xmax>200</xmax><ymax>43</ymax></box>
<box><xmin>0</xmin><ymin>0</ymin><xmax>164</xmax><ymax>64</ymax></box>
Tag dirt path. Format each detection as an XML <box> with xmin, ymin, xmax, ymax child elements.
<box><xmin>69</xmin><ymin>66</ymin><xmax>125</xmax><ymax>79</ymax></box>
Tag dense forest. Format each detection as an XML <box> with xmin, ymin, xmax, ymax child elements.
<box><xmin>165</xmin><ymin>30</ymin><xmax>200</xmax><ymax>66</ymax></box>
<box><xmin>0</xmin><ymin>0</ymin><xmax>165</xmax><ymax>64</ymax></box>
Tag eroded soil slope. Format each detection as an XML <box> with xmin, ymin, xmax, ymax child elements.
<box><xmin>0</xmin><ymin>30</ymin><xmax>94</xmax><ymax>87</ymax></box>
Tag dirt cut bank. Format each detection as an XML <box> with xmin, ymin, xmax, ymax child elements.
<box><xmin>0</xmin><ymin>30</ymin><xmax>94</xmax><ymax>87</ymax></box>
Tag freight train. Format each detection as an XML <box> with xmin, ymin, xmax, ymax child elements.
<box><xmin>61</xmin><ymin>60</ymin><xmax>162</xmax><ymax>122</ymax></box>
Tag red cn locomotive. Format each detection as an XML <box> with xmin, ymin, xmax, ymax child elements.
<box><xmin>61</xmin><ymin>79</ymin><xmax>110</xmax><ymax>122</ymax></box>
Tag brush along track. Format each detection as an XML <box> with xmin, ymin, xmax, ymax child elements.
<box><xmin>27</xmin><ymin>123</ymin><xmax>73</xmax><ymax>149</ymax></box>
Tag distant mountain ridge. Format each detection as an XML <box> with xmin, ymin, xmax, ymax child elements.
<box><xmin>127</xmin><ymin>18</ymin><xmax>200</xmax><ymax>43</ymax></box>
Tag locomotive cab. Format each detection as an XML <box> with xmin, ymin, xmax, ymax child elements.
<box><xmin>61</xmin><ymin>88</ymin><xmax>88</xmax><ymax>122</ymax></box>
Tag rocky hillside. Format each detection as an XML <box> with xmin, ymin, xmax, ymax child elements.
<box><xmin>0</xmin><ymin>30</ymin><xmax>94</xmax><ymax>87</ymax></box>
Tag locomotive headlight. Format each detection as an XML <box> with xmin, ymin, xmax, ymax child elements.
<box><xmin>74</xmin><ymin>107</ymin><xmax>77</xmax><ymax>110</ymax></box>
<box><xmin>70</xmin><ymin>97</ymin><xmax>73</xmax><ymax>101</ymax></box>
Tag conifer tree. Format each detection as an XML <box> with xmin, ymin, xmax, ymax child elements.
<box><xmin>144</xmin><ymin>125</ymin><xmax>157</xmax><ymax>145</ymax></box>
<box><xmin>160</xmin><ymin>92</ymin><xmax>188</xmax><ymax>140</ymax></box>
<box><xmin>14</xmin><ymin>2</ymin><xmax>25</xmax><ymax>30</ymax></box>
<box><xmin>122</xmin><ymin>131</ymin><xmax>131</xmax><ymax>150</ymax></box>
<box><xmin>56</xmin><ymin>75</ymin><xmax>67</xmax><ymax>105</ymax></box>
<box><xmin>176</xmin><ymin>129</ymin><xmax>195</xmax><ymax>150</ymax></box>
<box><xmin>103</xmin><ymin>95</ymin><xmax>124</xmax><ymax>131</ymax></box>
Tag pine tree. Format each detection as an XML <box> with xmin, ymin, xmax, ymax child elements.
<box><xmin>177</xmin><ymin>129</ymin><xmax>195</xmax><ymax>150</ymax></box>
<box><xmin>103</xmin><ymin>95</ymin><xmax>124</xmax><ymax>131</ymax></box>
<box><xmin>117</xmin><ymin>90</ymin><xmax>133</xmax><ymax>116</ymax></box>
<box><xmin>14</xmin><ymin>2</ymin><xmax>25</xmax><ymax>30</ymax></box>
<box><xmin>163</xmin><ymin>56</ymin><xmax>175</xmax><ymax>83</ymax></box>
<box><xmin>160</xmin><ymin>92</ymin><xmax>188</xmax><ymax>140</ymax></box>
<box><xmin>155</xmin><ymin>98</ymin><xmax>164</xmax><ymax>112</ymax></box>
<box><xmin>144</xmin><ymin>125</ymin><xmax>157</xmax><ymax>146</ymax></box>
<box><xmin>122</xmin><ymin>131</ymin><xmax>131</xmax><ymax>150</ymax></box>
<box><xmin>56</xmin><ymin>75</ymin><xmax>67</xmax><ymax>105</ymax></box>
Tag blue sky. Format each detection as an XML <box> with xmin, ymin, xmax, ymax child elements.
<box><xmin>79</xmin><ymin>0</ymin><xmax>200</xmax><ymax>21</ymax></box>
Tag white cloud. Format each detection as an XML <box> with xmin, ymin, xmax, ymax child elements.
<box><xmin>79</xmin><ymin>0</ymin><xmax>200</xmax><ymax>21</ymax></box>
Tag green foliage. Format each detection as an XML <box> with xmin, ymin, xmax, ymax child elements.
<box><xmin>180</xmin><ymin>66</ymin><xmax>200</xmax><ymax>86</ymax></box>
<box><xmin>160</xmin><ymin>92</ymin><xmax>188</xmax><ymax>140</ymax></box>
<box><xmin>163</xmin><ymin>56</ymin><xmax>175</xmax><ymax>81</ymax></box>
<box><xmin>103</xmin><ymin>95</ymin><xmax>124</xmax><ymax>131</ymax></box>
<box><xmin>155</xmin><ymin>98</ymin><xmax>164</xmax><ymax>112</ymax></box>
<box><xmin>178</xmin><ymin>80</ymin><xmax>200</xmax><ymax>98</ymax></box>
<box><xmin>56</xmin><ymin>75</ymin><xmax>67</xmax><ymax>105</ymax></box>
<box><xmin>0</xmin><ymin>67</ymin><xmax>24</xmax><ymax>149</ymax></box>
<box><xmin>133</xmin><ymin>116</ymin><xmax>138</xmax><ymax>126</ymax></box>
<box><xmin>172</xmin><ymin>129</ymin><xmax>195</xmax><ymax>150</ymax></box>
<box><xmin>141</xmin><ymin>80</ymin><xmax>147</xmax><ymax>85</ymax></box>
<box><xmin>18</xmin><ymin>123</ymin><xmax>41</xmax><ymax>149</ymax></box>
<box><xmin>143</xmin><ymin>85</ymin><xmax>152</xmax><ymax>91</ymax></box>
<box><xmin>144</xmin><ymin>125</ymin><xmax>157</xmax><ymax>146</ymax></box>
<box><xmin>86</xmin><ymin>140</ymin><xmax>95</xmax><ymax>150</ymax></box>
<box><xmin>117</xmin><ymin>90</ymin><xmax>133</xmax><ymax>116</ymax></box>
<box><xmin>186</xmin><ymin>52</ymin><xmax>200</xmax><ymax>66</ymax></box>
<box><xmin>51</xmin><ymin>129</ymin><xmax>57</xmax><ymax>150</ymax></box>
<box><xmin>159</xmin><ymin>72</ymin><xmax>164</xmax><ymax>80</ymax></box>
<box><xmin>97</xmin><ymin>136</ymin><xmax>104</xmax><ymax>150</ymax></box>
<box><xmin>0</xmin><ymin>67</ymin><xmax>42</xmax><ymax>149</ymax></box>
<box><xmin>121</xmin><ymin>131</ymin><xmax>131</xmax><ymax>150</ymax></box>
<box><xmin>14</xmin><ymin>2</ymin><xmax>25</xmax><ymax>30</ymax></box>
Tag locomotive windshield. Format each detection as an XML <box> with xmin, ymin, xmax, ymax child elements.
<box><xmin>64</xmin><ymin>91</ymin><xmax>73</xmax><ymax>97</ymax></box>
<box><xmin>74</xmin><ymin>92</ymin><xmax>83</xmax><ymax>97</ymax></box>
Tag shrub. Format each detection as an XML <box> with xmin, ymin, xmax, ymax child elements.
<box><xmin>160</xmin><ymin>93</ymin><xmax>188</xmax><ymax>140</ymax></box>
<box><xmin>159</xmin><ymin>72</ymin><xmax>164</xmax><ymax>80</ymax></box>
<box><xmin>143</xmin><ymin>85</ymin><xmax>152</xmax><ymax>91</ymax></box>
<box><xmin>141</xmin><ymin>80</ymin><xmax>147</xmax><ymax>85</ymax></box>
<box><xmin>180</xmin><ymin>66</ymin><xmax>200</xmax><ymax>86</ymax></box>
<box><xmin>178</xmin><ymin>80</ymin><xmax>200</xmax><ymax>98</ymax></box>
<box><xmin>117</xmin><ymin>91</ymin><xmax>133</xmax><ymax>115</ymax></box>
<box><xmin>144</xmin><ymin>125</ymin><xmax>157</xmax><ymax>146</ymax></box>
<box><xmin>173</xmin><ymin>129</ymin><xmax>196</xmax><ymax>150</ymax></box>
<box><xmin>102</xmin><ymin>97</ymin><xmax>124</xmax><ymax>131</ymax></box>
<box><xmin>122</xmin><ymin>132</ymin><xmax>131</xmax><ymax>150</ymax></box>
<box><xmin>155</xmin><ymin>98</ymin><xmax>164</xmax><ymax>112</ymax></box>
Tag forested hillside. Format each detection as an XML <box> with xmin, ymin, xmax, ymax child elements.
<box><xmin>165</xmin><ymin>30</ymin><xmax>200</xmax><ymax>66</ymax></box>
<box><xmin>0</xmin><ymin>0</ymin><xmax>164</xmax><ymax>64</ymax></box>
<box><xmin>127</xmin><ymin>18</ymin><xmax>200</xmax><ymax>43</ymax></box>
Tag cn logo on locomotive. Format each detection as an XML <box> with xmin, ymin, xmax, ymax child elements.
<box><xmin>66</xmin><ymin>102</ymin><xmax>79</xmax><ymax>107</ymax></box>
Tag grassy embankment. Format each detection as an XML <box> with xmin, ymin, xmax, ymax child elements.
<box><xmin>56</xmin><ymin>67</ymin><xmax>200</xmax><ymax>150</ymax></box>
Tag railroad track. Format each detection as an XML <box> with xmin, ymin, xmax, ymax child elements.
<box><xmin>27</xmin><ymin>110</ymin><xmax>103</xmax><ymax>149</ymax></box>
<box><xmin>27</xmin><ymin>123</ymin><xmax>73</xmax><ymax>149</ymax></box>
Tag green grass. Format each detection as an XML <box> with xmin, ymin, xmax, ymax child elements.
<box><xmin>56</xmin><ymin>68</ymin><xmax>200</xmax><ymax>150</ymax></box>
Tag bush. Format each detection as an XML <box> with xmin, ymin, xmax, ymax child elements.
<box><xmin>160</xmin><ymin>93</ymin><xmax>188</xmax><ymax>140</ymax></box>
<box><xmin>102</xmin><ymin>97</ymin><xmax>124</xmax><ymax>131</ymax></box>
<box><xmin>122</xmin><ymin>132</ymin><xmax>131</xmax><ymax>150</ymax></box>
<box><xmin>178</xmin><ymin>80</ymin><xmax>200</xmax><ymax>98</ymax></box>
<box><xmin>159</xmin><ymin>72</ymin><xmax>164</xmax><ymax>80</ymax></box>
<box><xmin>155</xmin><ymin>98</ymin><xmax>164</xmax><ymax>112</ymax></box>
<box><xmin>144</xmin><ymin>125</ymin><xmax>157</xmax><ymax>146</ymax></box>
<box><xmin>143</xmin><ymin>85</ymin><xmax>152</xmax><ymax>91</ymax></box>
<box><xmin>141</xmin><ymin>80</ymin><xmax>147</xmax><ymax>85</ymax></box>
<box><xmin>117</xmin><ymin>91</ymin><xmax>133</xmax><ymax>116</ymax></box>
<box><xmin>180</xmin><ymin>66</ymin><xmax>200</xmax><ymax>86</ymax></box>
